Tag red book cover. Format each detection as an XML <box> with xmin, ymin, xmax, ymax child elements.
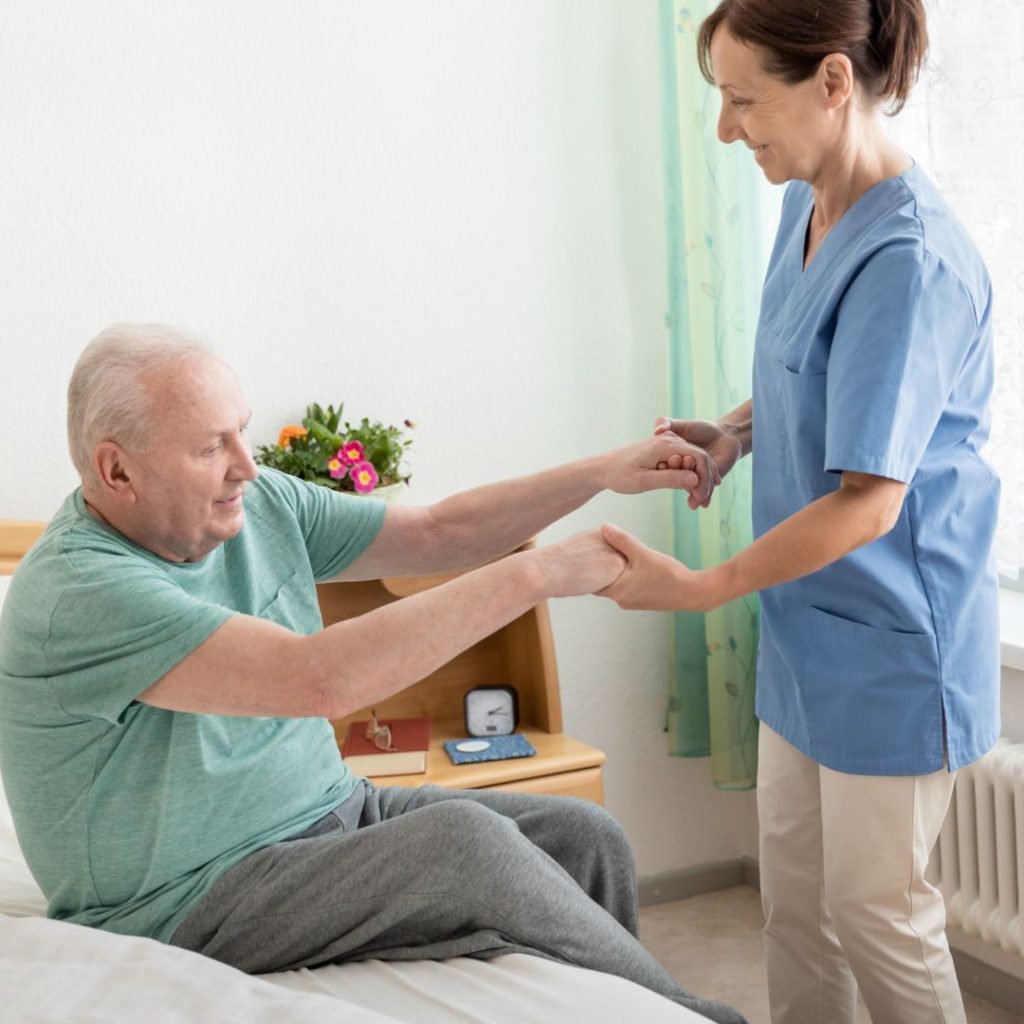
<box><xmin>342</xmin><ymin>716</ymin><xmax>432</xmax><ymax>776</ymax></box>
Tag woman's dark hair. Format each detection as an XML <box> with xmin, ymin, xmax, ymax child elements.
<box><xmin>696</xmin><ymin>0</ymin><xmax>928</xmax><ymax>114</ymax></box>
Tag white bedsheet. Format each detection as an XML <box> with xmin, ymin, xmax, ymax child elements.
<box><xmin>0</xmin><ymin>911</ymin><xmax>706</xmax><ymax>1024</ymax></box>
<box><xmin>262</xmin><ymin>954</ymin><xmax>706</xmax><ymax>1023</ymax></box>
<box><xmin>0</xmin><ymin>791</ymin><xmax>46</xmax><ymax>918</ymax></box>
<box><xmin>0</xmin><ymin>769</ymin><xmax>709</xmax><ymax>1022</ymax></box>
<box><xmin>0</xmin><ymin>913</ymin><xmax>409</xmax><ymax>1024</ymax></box>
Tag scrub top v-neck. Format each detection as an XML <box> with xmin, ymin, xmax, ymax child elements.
<box><xmin>751</xmin><ymin>163</ymin><xmax>999</xmax><ymax>775</ymax></box>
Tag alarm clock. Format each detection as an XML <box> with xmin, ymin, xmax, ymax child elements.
<box><xmin>464</xmin><ymin>684</ymin><xmax>519</xmax><ymax>737</ymax></box>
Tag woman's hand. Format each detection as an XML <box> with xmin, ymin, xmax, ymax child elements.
<box><xmin>653</xmin><ymin>417</ymin><xmax>744</xmax><ymax>510</ymax></box>
<box><xmin>596</xmin><ymin>523</ymin><xmax>714</xmax><ymax>612</ymax></box>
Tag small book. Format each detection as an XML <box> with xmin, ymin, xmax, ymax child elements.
<box><xmin>443</xmin><ymin>734</ymin><xmax>537</xmax><ymax>766</ymax></box>
<box><xmin>342</xmin><ymin>716</ymin><xmax>431</xmax><ymax>777</ymax></box>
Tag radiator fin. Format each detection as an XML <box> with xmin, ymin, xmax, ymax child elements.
<box><xmin>929</xmin><ymin>738</ymin><xmax>1024</xmax><ymax>957</ymax></box>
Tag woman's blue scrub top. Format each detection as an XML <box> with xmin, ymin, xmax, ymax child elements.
<box><xmin>752</xmin><ymin>163</ymin><xmax>1000</xmax><ymax>775</ymax></box>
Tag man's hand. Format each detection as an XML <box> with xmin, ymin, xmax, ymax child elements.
<box><xmin>597</xmin><ymin>523</ymin><xmax>712</xmax><ymax>612</ymax></box>
<box><xmin>603</xmin><ymin>433</ymin><xmax>721</xmax><ymax>505</ymax></box>
<box><xmin>532</xmin><ymin>527</ymin><xmax>627</xmax><ymax>598</ymax></box>
<box><xmin>653</xmin><ymin>418</ymin><xmax>743</xmax><ymax>510</ymax></box>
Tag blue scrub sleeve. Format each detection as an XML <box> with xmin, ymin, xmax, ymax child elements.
<box><xmin>824</xmin><ymin>245</ymin><xmax>981</xmax><ymax>483</ymax></box>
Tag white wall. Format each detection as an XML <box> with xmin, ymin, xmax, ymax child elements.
<box><xmin>0</xmin><ymin>1</ymin><xmax>757</xmax><ymax>876</ymax></box>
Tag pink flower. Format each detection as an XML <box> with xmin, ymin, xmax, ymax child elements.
<box><xmin>327</xmin><ymin>456</ymin><xmax>348</xmax><ymax>481</ymax></box>
<box><xmin>339</xmin><ymin>439</ymin><xmax>365</xmax><ymax>465</ymax></box>
<box><xmin>350</xmin><ymin>460</ymin><xmax>379</xmax><ymax>494</ymax></box>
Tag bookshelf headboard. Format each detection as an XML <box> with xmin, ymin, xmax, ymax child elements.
<box><xmin>0</xmin><ymin>521</ymin><xmax>46</xmax><ymax>575</ymax></box>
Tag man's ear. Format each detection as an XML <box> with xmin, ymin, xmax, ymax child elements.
<box><xmin>92</xmin><ymin>443</ymin><xmax>137</xmax><ymax>504</ymax></box>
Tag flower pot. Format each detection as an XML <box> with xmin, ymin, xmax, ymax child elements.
<box><xmin>363</xmin><ymin>481</ymin><xmax>406</xmax><ymax>503</ymax></box>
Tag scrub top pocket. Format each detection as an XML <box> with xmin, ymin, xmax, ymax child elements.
<box><xmin>772</xmin><ymin>360</ymin><xmax>834</xmax><ymax>497</ymax></box>
<box><xmin>799</xmin><ymin>605</ymin><xmax>943</xmax><ymax>773</ymax></box>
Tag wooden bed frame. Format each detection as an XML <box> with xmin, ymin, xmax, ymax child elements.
<box><xmin>0</xmin><ymin>521</ymin><xmax>45</xmax><ymax>575</ymax></box>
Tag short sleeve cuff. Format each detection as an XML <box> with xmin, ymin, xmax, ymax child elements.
<box><xmin>824</xmin><ymin>450</ymin><xmax>917</xmax><ymax>484</ymax></box>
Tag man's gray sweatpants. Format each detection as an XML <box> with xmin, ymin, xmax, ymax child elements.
<box><xmin>170</xmin><ymin>781</ymin><xmax>745</xmax><ymax>1023</ymax></box>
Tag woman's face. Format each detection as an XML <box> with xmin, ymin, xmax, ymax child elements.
<box><xmin>709</xmin><ymin>25</ymin><xmax>835</xmax><ymax>185</ymax></box>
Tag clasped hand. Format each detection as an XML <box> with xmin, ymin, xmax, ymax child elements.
<box><xmin>599</xmin><ymin>416</ymin><xmax>739</xmax><ymax>612</ymax></box>
<box><xmin>605</xmin><ymin>425</ymin><xmax>722</xmax><ymax>506</ymax></box>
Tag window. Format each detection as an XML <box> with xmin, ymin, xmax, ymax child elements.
<box><xmin>887</xmin><ymin>1</ymin><xmax>1024</xmax><ymax>577</ymax></box>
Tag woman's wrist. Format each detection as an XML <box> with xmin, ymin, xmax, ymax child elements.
<box><xmin>717</xmin><ymin>422</ymin><xmax>747</xmax><ymax>463</ymax></box>
<box><xmin>692</xmin><ymin>562</ymin><xmax>738</xmax><ymax>612</ymax></box>
<box><xmin>717</xmin><ymin>400</ymin><xmax>753</xmax><ymax>459</ymax></box>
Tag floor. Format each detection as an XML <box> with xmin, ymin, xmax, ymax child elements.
<box><xmin>639</xmin><ymin>886</ymin><xmax>1023</xmax><ymax>1024</ymax></box>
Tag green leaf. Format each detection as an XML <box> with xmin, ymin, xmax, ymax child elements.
<box><xmin>302</xmin><ymin>417</ymin><xmax>342</xmax><ymax>450</ymax></box>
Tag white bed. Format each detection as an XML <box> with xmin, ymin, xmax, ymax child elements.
<box><xmin>0</xmin><ymin>575</ymin><xmax>715</xmax><ymax>1023</ymax></box>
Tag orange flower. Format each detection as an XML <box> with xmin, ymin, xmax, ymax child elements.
<box><xmin>277</xmin><ymin>425</ymin><xmax>308</xmax><ymax>448</ymax></box>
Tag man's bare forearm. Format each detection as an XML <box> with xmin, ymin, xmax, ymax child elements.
<box><xmin>341</xmin><ymin>433</ymin><xmax>704</xmax><ymax>580</ymax></box>
<box><xmin>424</xmin><ymin>454</ymin><xmax>607</xmax><ymax>569</ymax></box>
<box><xmin>306</xmin><ymin>550</ymin><xmax>549</xmax><ymax>718</ymax></box>
<box><xmin>139</xmin><ymin>528</ymin><xmax>621</xmax><ymax>720</ymax></box>
<box><xmin>141</xmin><ymin>550</ymin><xmax>548</xmax><ymax>719</ymax></box>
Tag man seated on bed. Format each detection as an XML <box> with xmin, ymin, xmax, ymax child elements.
<box><xmin>0</xmin><ymin>324</ymin><xmax>744</xmax><ymax>1024</ymax></box>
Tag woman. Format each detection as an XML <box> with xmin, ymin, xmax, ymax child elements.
<box><xmin>603</xmin><ymin>2</ymin><xmax>999</xmax><ymax>1022</ymax></box>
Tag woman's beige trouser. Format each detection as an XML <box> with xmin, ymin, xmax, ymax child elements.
<box><xmin>758</xmin><ymin>724</ymin><xmax>966</xmax><ymax>1024</ymax></box>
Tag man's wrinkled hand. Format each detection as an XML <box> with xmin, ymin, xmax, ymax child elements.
<box><xmin>653</xmin><ymin>417</ymin><xmax>742</xmax><ymax>510</ymax></box>
<box><xmin>605</xmin><ymin>433</ymin><xmax>721</xmax><ymax>505</ymax></box>
<box><xmin>534</xmin><ymin>527</ymin><xmax>627</xmax><ymax>598</ymax></box>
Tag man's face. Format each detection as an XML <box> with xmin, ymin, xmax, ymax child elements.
<box><xmin>121</xmin><ymin>356</ymin><xmax>259</xmax><ymax>563</ymax></box>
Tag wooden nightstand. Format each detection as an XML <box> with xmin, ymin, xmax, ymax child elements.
<box><xmin>318</xmin><ymin>551</ymin><xmax>607</xmax><ymax>804</ymax></box>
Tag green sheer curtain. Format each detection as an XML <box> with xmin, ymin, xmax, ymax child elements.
<box><xmin>658</xmin><ymin>1</ymin><xmax>778</xmax><ymax>790</ymax></box>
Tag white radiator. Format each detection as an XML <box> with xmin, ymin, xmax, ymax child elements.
<box><xmin>928</xmin><ymin>738</ymin><xmax>1024</xmax><ymax>957</ymax></box>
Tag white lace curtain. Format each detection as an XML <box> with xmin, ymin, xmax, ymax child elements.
<box><xmin>887</xmin><ymin>0</ymin><xmax>1024</xmax><ymax>575</ymax></box>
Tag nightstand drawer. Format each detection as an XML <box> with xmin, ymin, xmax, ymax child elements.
<box><xmin>488</xmin><ymin>766</ymin><xmax>604</xmax><ymax>803</ymax></box>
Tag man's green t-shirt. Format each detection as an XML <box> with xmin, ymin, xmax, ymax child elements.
<box><xmin>0</xmin><ymin>468</ymin><xmax>386</xmax><ymax>942</ymax></box>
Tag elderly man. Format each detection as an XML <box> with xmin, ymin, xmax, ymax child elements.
<box><xmin>0</xmin><ymin>324</ymin><xmax>743</xmax><ymax>1023</ymax></box>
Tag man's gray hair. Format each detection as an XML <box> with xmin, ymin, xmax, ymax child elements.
<box><xmin>67</xmin><ymin>323</ymin><xmax>214</xmax><ymax>481</ymax></box>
